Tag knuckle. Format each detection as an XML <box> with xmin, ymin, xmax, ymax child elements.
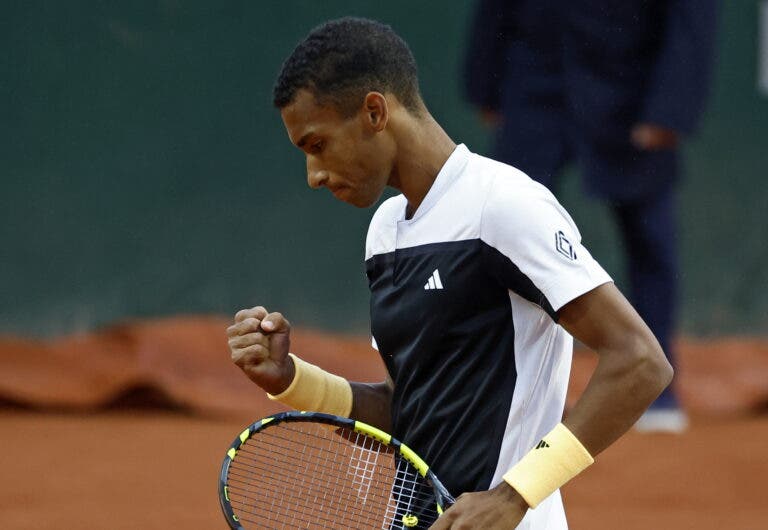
<box><xmin>245</xmin><ymin>344</ymin><xmax>268</xmax><ymax>360</ymax></box>
<box><xmin>273</xmin><ymin>312</ymin><xmax>290</xmax><ymax>327</ymax></box>
<box><xmin>241</xmin><ymin>334</ymin><xmax>262</xmax><ymax>348</ymax></box>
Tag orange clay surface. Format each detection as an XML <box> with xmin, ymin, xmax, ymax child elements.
<box><xmin>1</xmin><ymin>411</ymin><xmax>766</xmax><ymax>529</ymax></box>
<box><xmin>1</xmin><ymin>317</ymin><xmax>767</xmax><ymax>529</ymax></box>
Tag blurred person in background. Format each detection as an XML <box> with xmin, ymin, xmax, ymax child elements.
<box><xmin>464</xmin><ymin>0</ymin><xmax>719</xmax><ymax>432</ymax></box>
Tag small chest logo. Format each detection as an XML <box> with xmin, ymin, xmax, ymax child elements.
<box><xmin>555</xmin><ymin>231</ymin><xmax>577</xmax><ymax>260</ymax></box>
<box><xmin>423</xmin><ymin>269</ymin><xmax>444</xmax><ymax>290</ymax></box>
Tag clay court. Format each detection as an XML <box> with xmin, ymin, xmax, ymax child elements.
<box><xmin>1</xmin><ymin>317</ymin><xmax>767</xmax><ymax>529</ymax></box>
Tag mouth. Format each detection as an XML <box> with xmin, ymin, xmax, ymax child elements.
<box><xmin>328</xmin><ymin>185</ymin><xmax>350</xmax><ymax>200</ymax></box>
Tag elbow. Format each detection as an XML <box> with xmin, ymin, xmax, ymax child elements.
<box><xmin>611</xmin><ymin>332</ymin><xmax>674</xmax><ymax>400</ymax></box>
<box><xmin>656</xmin><ymin>354</ymin><xmax>675</xmax><ymax>393</ymax></box>
<box><xmin>635</xmin><ymin>339</ymin><xmax>674</xmax><ymax>397</ymax></box>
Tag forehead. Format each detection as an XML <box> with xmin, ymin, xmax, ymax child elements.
<box><xmin>280</xmin><ymin>89</ymin><xmax>345</xmax><ymax>145</ymax></box>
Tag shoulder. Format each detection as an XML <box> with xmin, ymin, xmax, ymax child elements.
<box><xmin>475</xmin><ymin>159</ymin><xmax>612</xmax><ymax>312</ymax></box>
<box><xmin>464</xmin><ymin>150</ymin><xmax>534</xmax><ymax>193</ymax></box>
<box><xmin>480</xmin><ymin>165</ymin><xmax>583</xmax><ymax>259</ymax></box>
<box><xmin>481</xmin><ymin>161</ymin><xmax>573</xmax><ymax>232</ymax></box>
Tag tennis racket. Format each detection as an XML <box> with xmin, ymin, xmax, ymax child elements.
<box><xmin>219</xmin><ymin>410</ymin><xmax>455</xmax><ymax>529</ymax></box>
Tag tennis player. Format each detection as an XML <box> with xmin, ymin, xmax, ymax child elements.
<box><xmin>227</xmin><ymin>18</ymin><xmax>673</xmax><ymax>529</ymax></box>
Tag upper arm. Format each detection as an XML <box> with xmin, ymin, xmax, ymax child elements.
<box><xmin>348</xmin><ymin>360</ymin><xmax>394</xmax><ymax>431</ymax></box>
<box><xmin>558</xmin><ymin>282</ymin><xmax>663</xmax><ymax>361</ymax></box>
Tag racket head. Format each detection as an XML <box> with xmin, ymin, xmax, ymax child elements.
<box><xmin>219</xmin><ymin>411</ymin><xmax>454</xmax><ymax>529</ymax></box>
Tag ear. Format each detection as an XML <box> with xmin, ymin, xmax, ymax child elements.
<box><xmin>361</xmin><ymin>92</ymin><xmax>389</xmax><ymax>132</ymax></box>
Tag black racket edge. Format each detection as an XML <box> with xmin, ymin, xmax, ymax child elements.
<box><xmin>218</xmin><ymin>410</ymin><xmax>455</xmax><ymax>530</ymax></box>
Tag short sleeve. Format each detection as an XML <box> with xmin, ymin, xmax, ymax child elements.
<box><xmin>480</xmin><ymin>175</ymin><xmax>612</xmax><ymax>313</ymax></box>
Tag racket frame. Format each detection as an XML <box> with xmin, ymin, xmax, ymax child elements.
<box><xmin>218</xmin><ymin>410</ymin><xmax>455</xmax><ymax>529</ymax></box>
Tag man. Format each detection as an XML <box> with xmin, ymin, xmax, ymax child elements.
<box><xmin>227</xmin><ymin>18</ymin><xmax>672</xmax><ymax>529</ymax></box>
<box><xmin>464</xmin><ymin>1</ymin><xmax>719</xmax><ymax>432</ymax></box>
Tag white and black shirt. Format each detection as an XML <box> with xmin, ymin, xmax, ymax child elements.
<box><xmin>365</xmin><ymin>144</ymin><xmax>611</xmax><ymax>529</ymax></box>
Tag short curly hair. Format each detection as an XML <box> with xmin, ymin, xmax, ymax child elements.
<box><xmin>273</xmin><ymin>17</ymin><xmax>422</xmax><ymax>117</ymax></box>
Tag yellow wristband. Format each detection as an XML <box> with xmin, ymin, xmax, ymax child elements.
<box><xmin>267</xmin><ymin>353</ymin><xmax>353</xmax><ymax>417</ymax></box>
<box><xmin>503</xmin><ymin>423</ymin><xmax>594</xmax><ymax>508</ymax></box>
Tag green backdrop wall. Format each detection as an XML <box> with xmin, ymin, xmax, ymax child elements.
<box><xmin>2</xmin><ymin>1</ymin><xmax>766</xmax><ymax>337</ymax></box>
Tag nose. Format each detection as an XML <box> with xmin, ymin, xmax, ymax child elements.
<box><xmin>306</xmin><ymin>157</ymin><xmax>329</xmax><ymax>189</ymax></box>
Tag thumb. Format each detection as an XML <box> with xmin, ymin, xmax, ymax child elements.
<box><xmin>260</xmin><ymin>312</ymin><xmax>290</xmax><ymax>333</ymax></box>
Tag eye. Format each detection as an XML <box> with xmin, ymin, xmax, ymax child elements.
<box><xmin>310</xmin><ymin>140</ymin><xmax>323</xmax><ymax>154</ymax></box>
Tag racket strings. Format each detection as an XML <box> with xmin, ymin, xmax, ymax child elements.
<box><xmin>227</xmin><ymin>460</ymin><xmax>396</xmax><ymax>519</ymax></box>
<box><xmin>231</xmin><ymin>432</ymin><xmax>401</xmax><ymax>513</ymax></box>
<box><xmin>232</xmin><ymin>436</ymin><xmax>433</xmax><ymax>528</ymax></box>
<box><xmin>383</xmin><ymin>458</ymin><xmax>441</xmax><ymax>528</ymax></box>
<box><xmin>226</xmin><ymin>421</ymin><xmax>441</xmax><ymax>529</ymax></box>
<box><xmin>230</xmin><ymin>446</ymin><xmax>393</xmax><ymax>527</ymax></box>
<box><xmin>230</xmin><ymin>424</ymin><xmax>392</xmax><ymax>527</ymax></box>
<box><xmin>228</xmin><ymin>460</ymin><xmax>439</xmax><ymax>526</ymax></box>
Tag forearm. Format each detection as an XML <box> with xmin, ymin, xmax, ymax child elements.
<box><xmin>565</xmin><ymin>334</ymin><xmax>673</xmax><ymax>456</ymax></box>
<box><xmin>350</xmin><ymin>380</ymin><xmax>393</xmax><ymax>432</ymax></box>
<box><xmin>556</xmin><ymin>283</ymin><xmax>674</xmax><ymax>456</ymax></box>
<box><xmin>495</xmin><ymin>339</ymin><xmax>670</xmax><ymax>514</ymax></box>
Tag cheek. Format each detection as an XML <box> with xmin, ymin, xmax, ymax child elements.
<box><xmin>358</xmin><ymin>144</ymin><xmax>389</xmax><ymax>179</ymax></box>
<box><xmin>339</xmin><ymin>133</ymin><xmax>390</xmax><ymax>187</ymax></box>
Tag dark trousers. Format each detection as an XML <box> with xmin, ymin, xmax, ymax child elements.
<box><xmin>609</xmin><ymin>190</ymin><xmax>679</xmax><ymax>408</ymax></box>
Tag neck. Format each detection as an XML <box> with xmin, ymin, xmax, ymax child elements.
<box><xmin>388</xmin><ymin>111</ymin><xmax>456</xmax><ymax>218</ymax></box>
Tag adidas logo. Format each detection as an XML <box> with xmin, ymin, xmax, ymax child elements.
<box><xmin>423</xmin><ymin>269</ymin><xmax>444</xmax><ymax>290</ymax></box>
<box><xmin>535</xmin><ymin>440</ymin><xmax>550</xmax><ymax>449</ymax></box>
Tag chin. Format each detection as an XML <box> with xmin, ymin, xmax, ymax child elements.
<box><xmin>336</xmin><ymin>189</ymin><xmax>380</xmax><ymax>208</ymax></box>
<box><xmin>346</xmin><ymin>196</ymin><xmax>375</xmax><ymax>208</ymax></box>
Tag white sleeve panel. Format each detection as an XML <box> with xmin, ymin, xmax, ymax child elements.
<box><xmin>480</xmin><ymin>175</ymin><xmax>612</xmax><ymax>312</ymax></box>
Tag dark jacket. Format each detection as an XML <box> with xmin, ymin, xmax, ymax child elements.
<box><xmin>464</xmin><ymin>0</ymin><xmax>719</xmax><ymax>199</ymax></box>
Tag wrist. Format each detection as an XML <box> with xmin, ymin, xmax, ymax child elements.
<box><xmin>494</xmin><ymin>480</ymin><xmax>529</xmax><ymax>511</ymax></box>
<box><xmin>503</xmin><ymin>423</ymin><xmax>594</xmax><ymax>508</ymax></box>
<box><xmin>262</xmin><ymin>355</ymin><xmax>296</xmax><ymax>396</ymax></box>
<box><xmin>267</xmin><ymin>353</ymin><xmax>353</xmax><ymax>417</ymax></box>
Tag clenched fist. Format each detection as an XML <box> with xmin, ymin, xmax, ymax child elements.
<box><xmin>227</xmin><ymin>306</ymin><xmax>295</xmax><ymax>395</ymax></box>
